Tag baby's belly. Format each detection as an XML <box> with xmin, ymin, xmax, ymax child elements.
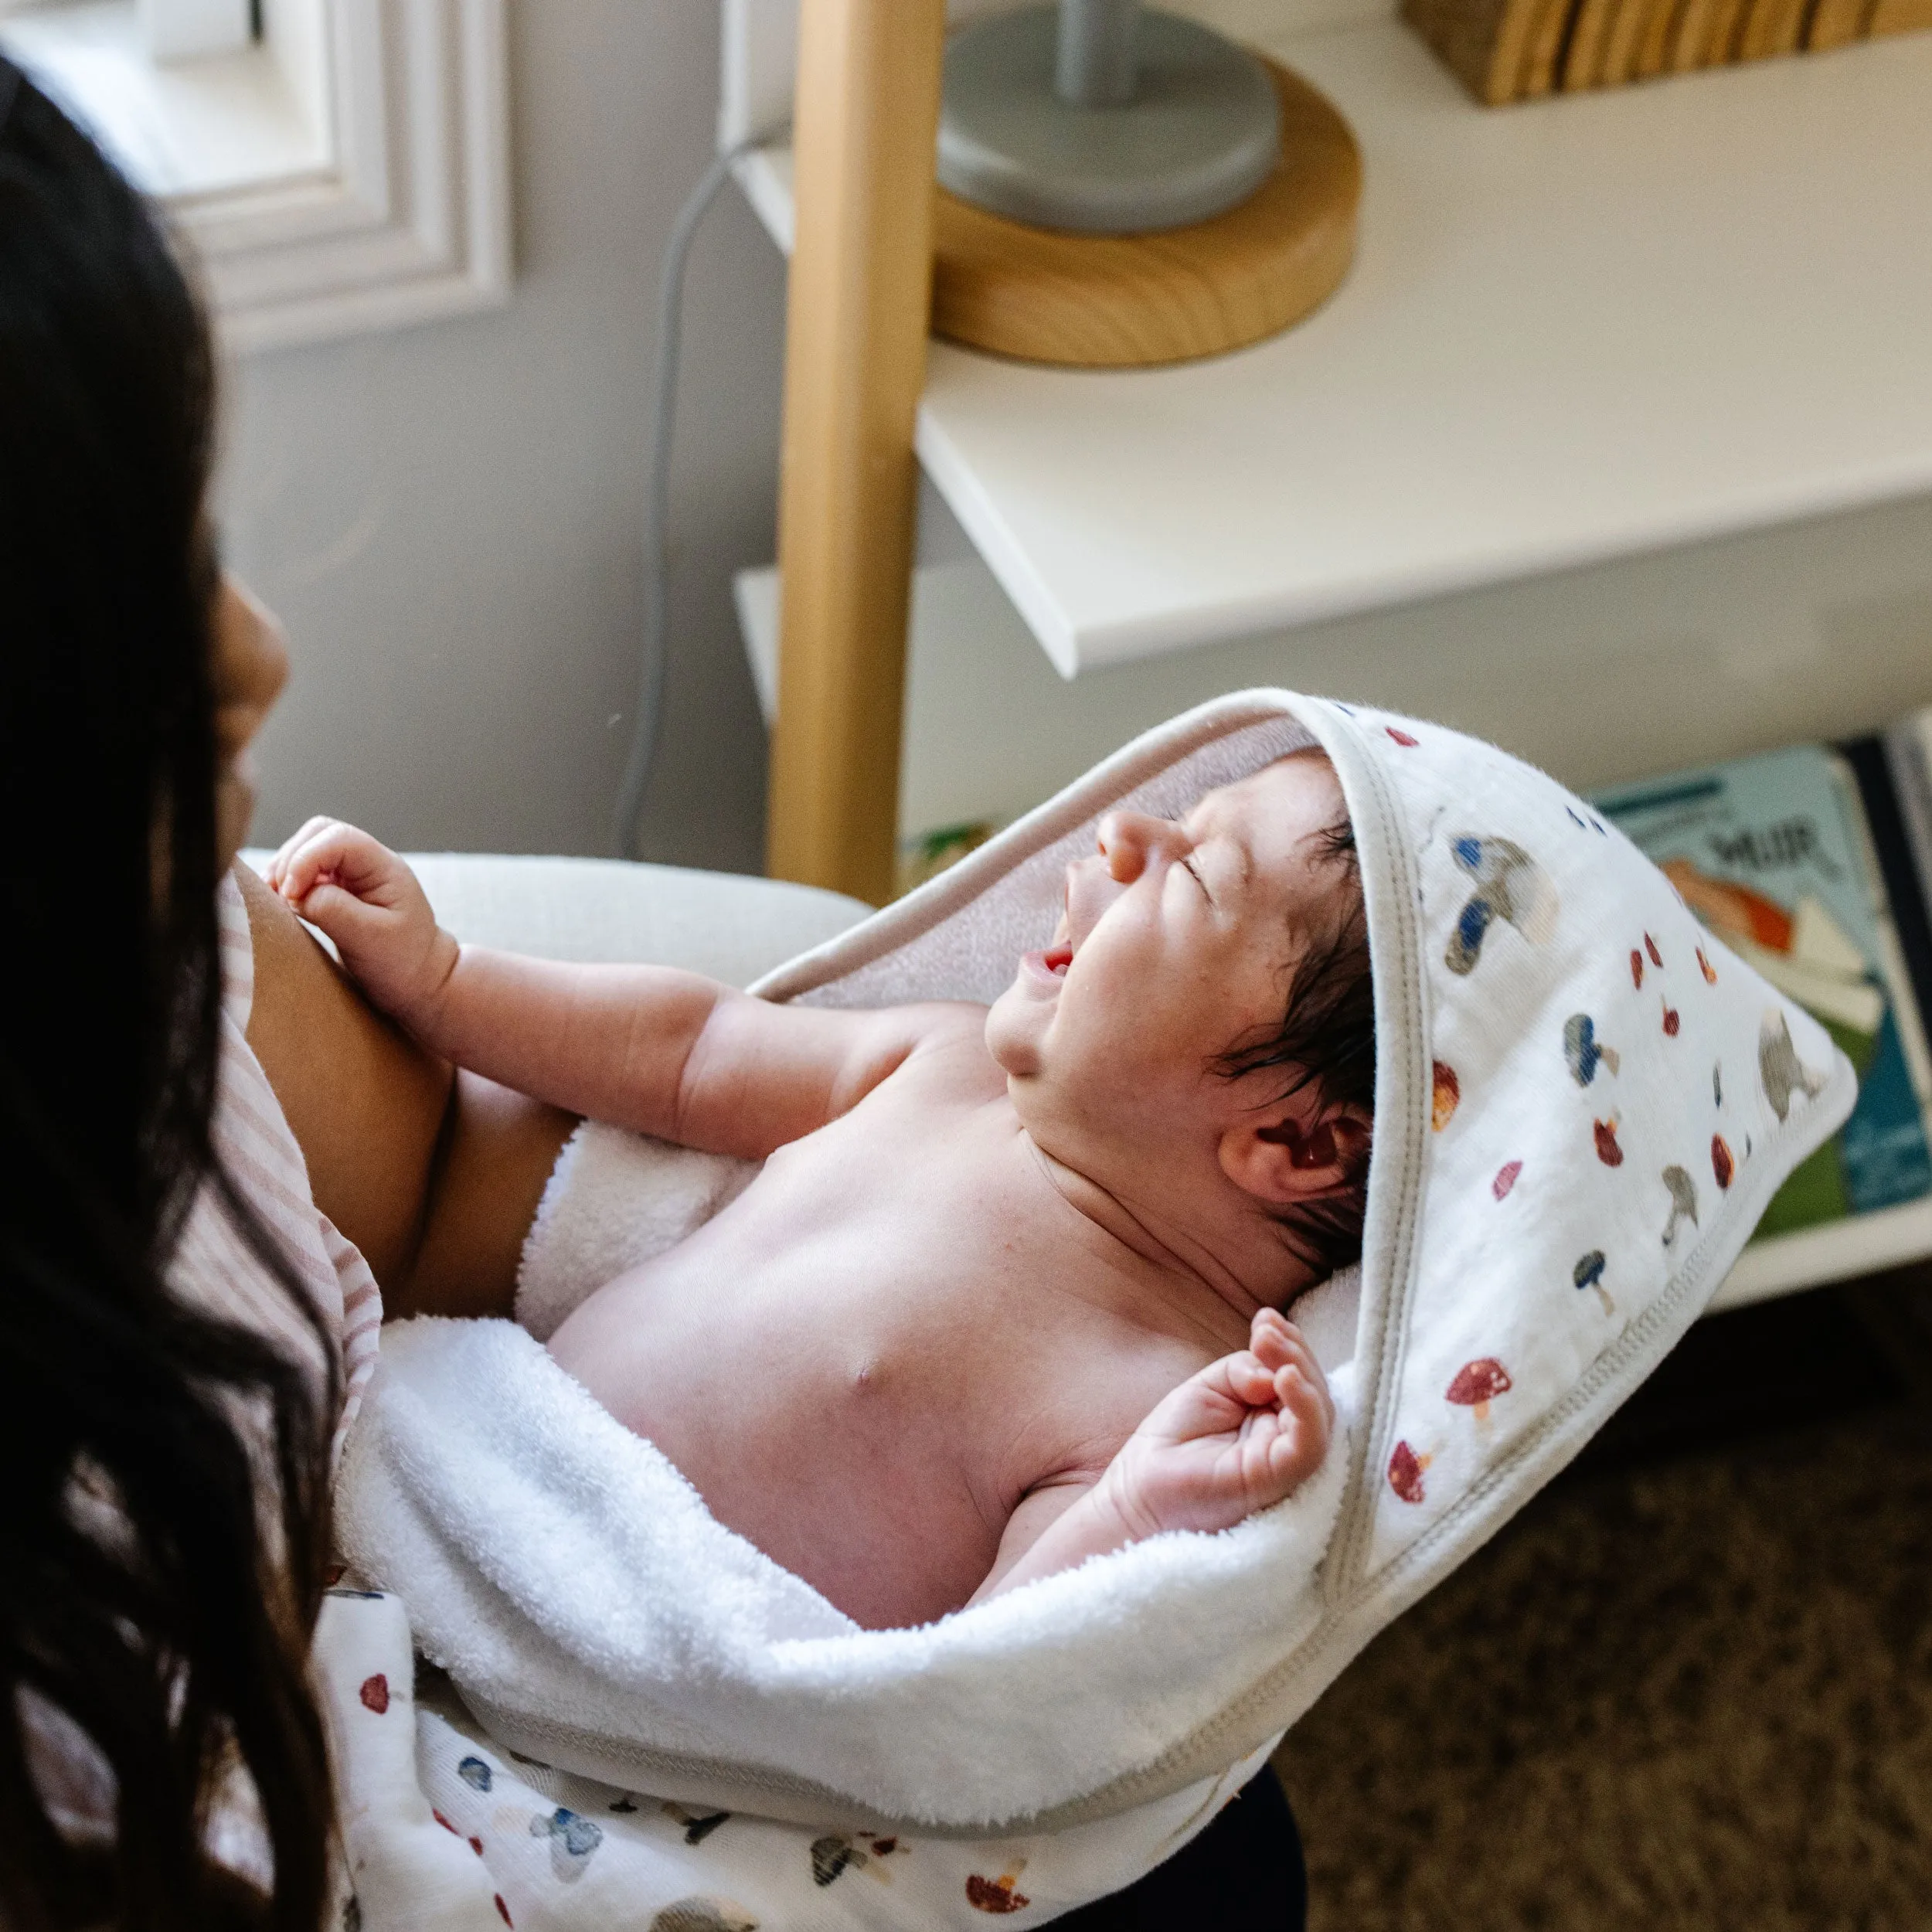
<box><xmin>546</xmin><ymin>1224</ymin><xmax>1009</xmax><ymax>1631</ymax></box>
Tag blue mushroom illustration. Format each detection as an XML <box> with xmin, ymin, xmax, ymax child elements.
<box><xmin>1445</xmin><ymin>835</ymin><xmax>1560</xmax><ymax>975</ymax></box>
<box><xmin>1573</xmin><ymin>1249</ymin><xmax>1614</xmax><ymax>1315</ymax></box>
<box><xmin>1563</xmin><ymin>1014</ymin><xmax>1620</xmax><ymax>1087</ymax></box>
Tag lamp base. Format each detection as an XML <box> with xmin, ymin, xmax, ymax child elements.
<box><xmin>937</xmin><ymin>5</ymin><xmax>1283</xmax><ymax>236</ymax></box>
<box><xmin>932</xmin><ymin>56</ymin><xmax>1361</xmax><ymax>369</ymax></box>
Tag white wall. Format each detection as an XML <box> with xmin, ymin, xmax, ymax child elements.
<box><xmin>220</xmin><ymin>1</ymin><xmax>784</xmax><ymax>872</ymax></box>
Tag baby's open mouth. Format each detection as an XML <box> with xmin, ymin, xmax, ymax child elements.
<box><xmin>1043</xmin><ymin>944</ymin><xmax>1073</xmax><ymax>976</ymax></box>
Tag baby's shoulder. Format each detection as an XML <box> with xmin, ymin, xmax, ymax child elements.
<box><xmin>1022</xmin><ymin>1323</ymin><xmax>1219</xmax><ymax>1484</ymax></box>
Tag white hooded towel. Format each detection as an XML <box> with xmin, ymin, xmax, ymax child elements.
<box><xmin>335</xmin><ymin>691</ymin><xmax>1853</xmax><ymax>1839</ymax></box>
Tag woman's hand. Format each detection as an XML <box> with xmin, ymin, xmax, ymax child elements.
<box><xmin>267</xmin><ymin>818</ymin><xmax>458</xmax><ymax>1035</ymax></box>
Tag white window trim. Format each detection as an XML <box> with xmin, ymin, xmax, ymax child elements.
<box><xmin>185</xmin><ymin>0</ymin><xmax>510</xmax><ymax>354</ymax></box>
<box><xmin>5</xmin><ymin>0</ymin><xmax>511</xmax><ymax>354</ymax></box>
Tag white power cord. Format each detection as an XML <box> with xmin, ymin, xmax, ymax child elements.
<box><xmin>611</xmin><ymin>131</ymin><xmax>774</xmax><ymax>859</ymax></box>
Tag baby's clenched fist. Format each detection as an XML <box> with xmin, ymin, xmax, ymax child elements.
<box><xmin>265</xmin><ymin>818</ymin><xmax>457</xmax><ymax>1033</ymax></box>
<box><xmin>1098</xmin><ymin>1308</ymin><xmax>1332</xmax><ymax>1542</ymax></box>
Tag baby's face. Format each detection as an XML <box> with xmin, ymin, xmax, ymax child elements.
<box><xmin>987</xmin><ymin>750</ymin><xmax>1355</xmax><ymax>1167</ymax></box>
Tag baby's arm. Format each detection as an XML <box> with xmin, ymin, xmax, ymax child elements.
<box><xmin>970</xmin><ymin>1310</ymin><xmax>1332</xmax><ymax>1607</ymax></box>
<box><xmin>267</xmin><ymin>819</ymin><xmax>963</xmax><ymax>1160</ymax></box>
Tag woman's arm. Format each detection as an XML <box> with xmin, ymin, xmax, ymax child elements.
<box><xmin>237</xmin><ymin>866</ymin><xmax>573</xmax><ymax>1316</ymax></box>
<box><xmin>237</xmin><ymin>862</ymin><xmax>452</xmax><ymax>1287</ymax></box>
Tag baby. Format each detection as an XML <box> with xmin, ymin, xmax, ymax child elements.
<box><xmin>270</xmin><ymin>750</ymin><xmax>1372</xmax><ymax>1631</ymax></box>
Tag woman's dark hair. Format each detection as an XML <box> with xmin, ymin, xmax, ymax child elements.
<box><xmin>0</xmin><ymin>66</ymin><xmax>335</xmax><ymax>1931</ymax></box>
<box><xmin>1215</xmin><ymin>815</ymin><xmax>1376</xmax><ymax>1276</ymax></box>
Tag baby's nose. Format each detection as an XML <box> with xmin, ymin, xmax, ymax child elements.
<box><xmin>1098</xmin><ymin>810</ymin><xmax>1189</xmax><ymax>883</ymax></box>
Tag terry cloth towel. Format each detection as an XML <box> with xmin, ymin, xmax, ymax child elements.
<box><xmin>337</xmin><ymin>691</ymin><xmax>1853</xmax><ymax>1842</ymax></box>
<box><xmin>515</xmin><ymin>1125</ymin><xmax>755</xmax><ymax>1343</ymax></box>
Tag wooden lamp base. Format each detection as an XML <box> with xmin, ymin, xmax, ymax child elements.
<box><xmin>930</xmin><ymin>58</ymin><xmax>1362</xmax><ymax>369</ymax></box>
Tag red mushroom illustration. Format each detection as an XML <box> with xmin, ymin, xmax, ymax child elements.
<box><xmin>968</xmin><ymin>1865</ymin><xmax>1031</xmax><ymax>1913</ymax></box>
<box><xmin>1662</xmin><ymin>999</ymin><xmax>1680</xmax><ymax>1036</ymax></box>
<box><xmin>1645</xmin><ymin>933</ymin><xmax>1663</xmax><ymax>967</ymax></box>
<box><xmin>1432</xmin><ymin>1060</ymin><xmax>1461</xmax><ymax>1131</ymax></box>
<box><xmin>1594</xmin><ymin>1117</ymin><xmax>1624</xmax><ymax>1166</ymax></box>
<box><xmin>1712</xmin><ymin>1134</ymin><xmax>1734</xmax><ymax>1188</ymax></box>
<box><xmin>1446</xmin><ymin>1358</ymin><xmax>1512</xmax><ymax>1426</ymax></box>
<box><xmin>1630</xmin><ymin>947</ymin><xmax>1644</xmax><ymax>989</ymax></box>
<box><xmin>1492</xmin><ymin>1160</ymin><xmax>1522</xmax><ymax>1200</ymax></box>
<box><xmin>1387</xmin><ymin>1440</ymin><xmax>1428</xmax><ymax>1504</ymax></box>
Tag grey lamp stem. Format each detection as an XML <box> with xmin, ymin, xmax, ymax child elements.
<box><xmin>938</xmin><ymin>0</ymin><xmax>1281</xmax><ymax>235</ymax></box>
<box><xmin>1056</xmin><ymin>0</ymin><xmax>1140</xmax><ymax>107</ymax></box>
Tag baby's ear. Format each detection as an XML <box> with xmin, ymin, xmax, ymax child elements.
<box><xmin>1219</xmin><ymin>1101</ymin><xmax>1369</xmax><ymax>1208</ymax></box>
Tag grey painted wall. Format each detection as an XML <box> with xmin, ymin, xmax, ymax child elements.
<box><xmin>221</xmin><ymin>1</ymin><xmax>784</xmax><ymax>873</ymax></box>
<box><xmin>218</xmin><ymin>1</ymin><xmax>1932</xmax><ymax>882</ymax></box>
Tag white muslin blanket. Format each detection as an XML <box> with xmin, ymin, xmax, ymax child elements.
<box><xmin>333</xmin><ymin>692</ymin><xmax>1854</xmax><ymax>1914</ymax></box>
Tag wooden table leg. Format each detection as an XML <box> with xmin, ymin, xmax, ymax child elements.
<box><xmin>766</xmin><ymin>0</ymin><xmax>946</xmax><ymax>905</ymax></box>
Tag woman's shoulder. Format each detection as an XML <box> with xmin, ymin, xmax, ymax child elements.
<box><xmin>165</xmin><ymin>868</ymin><xmax>393</xmax><ymax>1458</ymax></box>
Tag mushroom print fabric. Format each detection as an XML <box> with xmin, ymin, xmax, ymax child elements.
<box><xmin>315</xmin><ymin>1587</ymin><xmax>1277</xmax><ymax>1932</ymax></box>
<box><xmin>1347</xmin><ymin>703</ymin><xmax>1852</xmax><ymax>1581</ymax></box>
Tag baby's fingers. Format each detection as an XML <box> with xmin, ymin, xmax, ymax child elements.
<box><xmin>277</xmin><ymin>821</ymin><xmax>396</xmax><ymax>907</ymax></box>
<box><xmin>1222</xmin><ymin>1349</ymin><xmax>1279</xmax><ymax>1409</ymax></box>
<box><xmin>265</xmin><ymin>814</ymin><xmax>341</xmax><ymax>890</ymax></box>
<box><xmin>270</xmin><ymin>818</ymin><xmax>356</xmax><ymax>901</ymax></box>
<box><xmin>1274</xmin><ymin>1363</ymin><xmax>1331</xmax><ymax>1457</ymax></box>
<box><xmin>1248</xmin><ymin>1308</ymin><xmax>1310</xmax><ymax>1369</ymax></box>
<box><xmin>1249</xmin><ymin>1311</ymin><xmax>1332</xmax><ymax>1425</ymax></box>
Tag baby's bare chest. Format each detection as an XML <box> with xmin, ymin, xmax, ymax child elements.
<box><xmin>553</xmin><ymin>1082</ymin><xmax>1213</xmax><ymax>1623</ymax></box>
<box><xmin>641</xmin><ymin>1131</ymin><xmax>1173</xmax><ymax>1460</ymax></box>
<box><xmin>553</xmin><ymin>1108</ymin><xmax>1206</xmax><ymax>1624</ymax></box>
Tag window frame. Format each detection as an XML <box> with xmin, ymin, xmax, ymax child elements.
<box><xmin>2</xmin><ymin>0</ymin><xmax>511</xmax><ymax>353</ymax></box>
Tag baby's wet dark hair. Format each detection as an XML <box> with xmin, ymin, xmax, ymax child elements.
<box><xmin>1213</xmin><ymin>811</ymin><xmax>1374</xmax><ymax>1277</ymax></box>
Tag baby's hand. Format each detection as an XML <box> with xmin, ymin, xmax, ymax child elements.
<box><xmin>266</xmin><ymin>817</ymin><xmax>457</xmax><ymax>1031</ymax></box>
<box><xmin>1100</xmin><ymin>1309</ymin><xmax>1332</xmax><ymax>1541</ymax></box>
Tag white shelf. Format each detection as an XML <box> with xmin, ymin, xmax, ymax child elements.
<box><xmin>1712</xmin><ymin>1196</ymin><xmax>1932</xmax><ymax>1311</ymax></box>
<box><xmin>736</xmin><ymin>20</ymin><xmax>1932</xmax><ymax>675</ymax></box>
<box><xmin>735</xmin><ymin>558</ymin><xmax>1150</xmax><ymax>836</ymax></box>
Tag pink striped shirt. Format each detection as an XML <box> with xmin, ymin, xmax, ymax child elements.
<box><xmin>168</xmin><ymin>872</ymin><xmax>383</xmax><ymax>1460</ymax></box>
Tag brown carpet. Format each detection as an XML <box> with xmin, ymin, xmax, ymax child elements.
<box><xmin>1272</xmin><ymin>1279</ymin><xmax>1932</xmax><ymax>1930</ymax></box>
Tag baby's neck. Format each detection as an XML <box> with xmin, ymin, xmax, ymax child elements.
<box><xmin>1018</xmin><ymin>1131</ymin><xmax>1299</xmax><ymax>1346</ymax></box>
